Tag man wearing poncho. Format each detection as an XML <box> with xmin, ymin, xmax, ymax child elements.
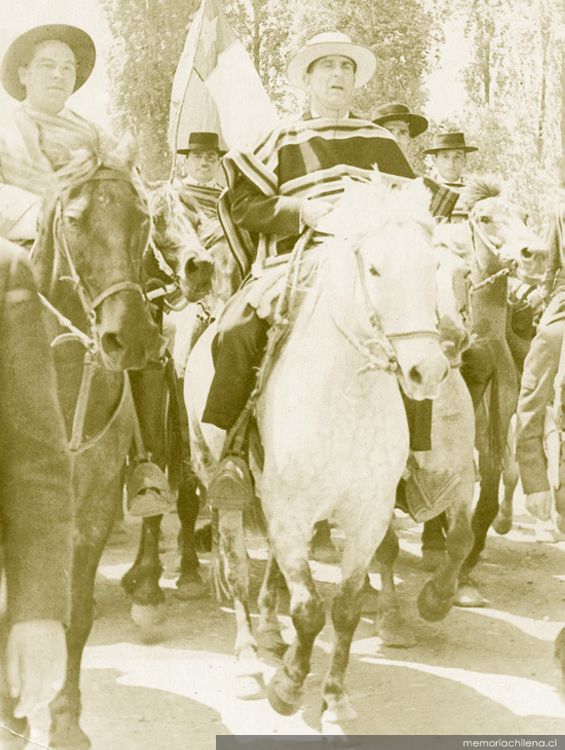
<box><xmin>202</xmin><ymin>32</ymin><xmax>459</xmax><ymax>506</ymax></box>
<box><xmin>0</xmin><ymin>24</ymin><xmax>172</xmax><ymax>514</ymax></box>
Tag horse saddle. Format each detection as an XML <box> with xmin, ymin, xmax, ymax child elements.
<box><xmin>403</xmin><ymin>455</ymin><xmax>460</xmax><ymax>523</ymax></box>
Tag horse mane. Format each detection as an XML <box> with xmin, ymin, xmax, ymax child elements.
<box><xmin>323</xmin><ymin>170</ymin><xmax>435</xmax><ymax>241</ymax></box>
<box><xmin>461</xmin><ymin>174</ymin><xmax>505</xmax><ymax>210</ymax></box>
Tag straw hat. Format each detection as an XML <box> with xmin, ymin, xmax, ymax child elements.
<box><xmin>287</xmin><ymin>32</ymin><xmax>376</xmax><ymax>91</ymax></box>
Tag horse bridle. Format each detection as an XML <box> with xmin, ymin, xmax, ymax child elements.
<box><xmin>468</xmin><ymin>210</ymin><xmax>518</xmax><ymax>290</ymax></box>
<box><xmin>38</xmin><ymin>168</ymin><xmax>153</xmax><ymax>452</ymax></box>
<box><xmin>330</xmin><ymin>243</ymin><xmax>441</xmax><ymax>375</ymax></box>
<box><xmin>48</xmin><ymin>168</ymin><xmax>151</xmax><ymax>349</ymax></box>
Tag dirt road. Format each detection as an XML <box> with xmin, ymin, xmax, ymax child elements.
<box><xmin>30</xmin><ymin>503</ymin><xmax>565</xmax><ymax>749</ymax></box>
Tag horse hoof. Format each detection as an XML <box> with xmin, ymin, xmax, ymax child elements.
<box><xmin>493</xmin><ymin>511</ymin><xmax>512</xmax><ymax>535</ymax></box>
<box><xmin>360</xmin><ymin>586</ymin><xmax>379</xmax><ymax>615</ymax></box>
<box><xmin>421</xmin><ymin>548</ymin><xmax>446</xmax><ymax>572</ymax></box>
<box><xmin>267</xmin><ymin>669</ymin><xmax>303</xmax><ymax>716</ymax></box>
<box><xmin>321</xmin><ymin>695</ymin><xmax>358</xmax><ymax>724</ymax></box>
<box><xmin>131</xmin><ymin>602</ymin><xmax>166</xmax><ymax>628</ymax></box>
<box><xmin>454</xmin><ymin>579</ymin><xmax>488</xmax><ymax>608</ymax></box>
<box><xmin>49</xmin><ymin>718</ymin><xmax>91</xmax><ymax>750</ymax></box>
<box><xmin>174</xmin><ymin>576</ymin><xmax>206</xmax><ymax>600</ymax></box>
<box><xmin>376</xmin><ymin>607</ymin><xmax>416</xmax><ymax>647</ymax></box>
<box><xmin>417</xmin><ymin>580</ymin><xmax>453</xmax><ymax>622</ymax></box>
<box><xmin>257</xmin><ymin>628</ymin><xmax>288</xmax><ymax>658</ymax></box>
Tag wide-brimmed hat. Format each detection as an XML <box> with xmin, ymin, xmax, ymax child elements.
<box><xmin>423</xmin><ymin>132</ymin><xmax>478</xmax><ymax>155</ymax></box>
<box><xmin>1</xmin><ymin>24</ymin><xmax>96</xmax><ymax>101</ymax></box>
<box><xmin>177</xmin><ymin>131</ymin><xmax>226</xmax><ymax>156</ymax></box>
<box><xmin>371</xmin><ymin>102</ymin><xmax>428</xmax><ymax>138</ymax></box>
<box><xmin>287</xmin><ymin>32</ymin><xmax>376</xmax><ymax>91</ymax></box>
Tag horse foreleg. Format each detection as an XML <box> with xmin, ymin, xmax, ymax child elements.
<box><xmin>493</xmin><ymin>418</ymin><xmax>518</xmax><ymax>535</ymax></box>
<box><xmin>257</xmin><ymin>549</ymin><xmax>287</xmax><ymax>657</ymax></box>
<box><xmin>418</xmin><ymin>470</ymin><xmax>475</xmax><ymax>620</ymax></box>
<box><xmin>321</xmin><ymin>511</ymin><xmax>392</xmax><ymax>726</ymax></box>
<box><xmin>267</xmin><ymin>531</ymin><xmax>325</xmax><ymax>716</ymax></box>
<box><xmin>175</xmin><ymin>467</ymin><xmax>205</xmax><ymax>600</ymax></box>
<box><xmin>455</xmin><ymin>453</ymin><xmax>499</xmax><ymax>607</ymax></box>
<box><xmin>374</xmin><ymin>524</ymin><xmax>416</xmax><ymax>647</ymax></box>
<box><xmin>49</xmin><ymin>480</ymin><xmax>120</xmax><ymax>749</ymax></box>
<box><xmin>219</xmin><ymin>510</ymin><xmax>263</xmax><ymax>698</ymax></box>
<box><xmin>122</xmin><ymin>515</ymin><xmax>166</xmax><ymax>626</ymax></box>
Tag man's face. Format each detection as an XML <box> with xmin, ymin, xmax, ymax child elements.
<box><xmin>305</xmin><ymin>55</ymin><xmax>356</xmax><ymax>115</ymax></box>
<box><xmin>18</xmin><ymin>40</ymin><xmax>76</xmax><ymax>114</ymax></box>
<box><xmin>383</xmin><ymin>119</ymin><xmax>411</xmax><ymax>156</ymax></box>
<box><xmin>434</xmin><ymin>149</ymin><xmax>467</xmax><ymax>183</ymax></box>
<box><xmin>185</xmin><ymin>150</ymin><xmax>220</xmax><ymax>184</ymax></box>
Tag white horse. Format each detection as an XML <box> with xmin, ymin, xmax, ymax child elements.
<box><xmin>185</xmin><ymin>174</ymin><xmax>449</xmax><ymax>722</ymax></box>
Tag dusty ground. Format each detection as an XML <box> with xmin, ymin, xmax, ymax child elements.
<box><xmin>29</xmin><ymin>500</ymin><xmax>565</xmax><ymax>749</ymax></box>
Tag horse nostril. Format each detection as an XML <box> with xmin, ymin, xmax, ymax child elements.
<box><xmin>521</xmin><ymin>247</ymin><xmax>532</xmax><ymax>259</ymax></box>
<box><xmin>100</xmin><ymin>332</ymin><xmax>126</xmax><ymax>358</ymax></box>
<box><xmin>408</xmin><ymin>366</ymin><xmax>423</xmax><ymax>385</ymax></box>
<box><xmin>185</xmin><ymin>257</ymin><xmax>198</xmax><ymax>275</ymax></box>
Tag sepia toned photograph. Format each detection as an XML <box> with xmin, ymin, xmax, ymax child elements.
<box><xmin>0</xmin><ymin>0</ymin><xmax>563</xmax><ymax>747</ymax></box>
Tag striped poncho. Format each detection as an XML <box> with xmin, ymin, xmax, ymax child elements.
<box><xmin>219</xmin><ymin>115</ymin><xmax>458</xmax><ymax>277</ymax></box>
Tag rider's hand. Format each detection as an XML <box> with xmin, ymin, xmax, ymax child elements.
<box><xmin>300</xmin><ymin>198</ymin><xmax>333</xmax><ymax>230</ymax></box>
<box><xmin>6</xmin><ymin>620</ymin><xmax>67</xmax><ymax>718</ymax></box>
<box><xmin>525</xmin><ymin>490</ymin><xmax>552</xmax><ymax>522</ymax></box>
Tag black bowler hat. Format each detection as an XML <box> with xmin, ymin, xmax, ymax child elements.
<box><xmin>1</xmin><ymin>24</ymin><xmax>96</xmax><ymax>101</ymax></box>
<box><xmin>423</xmin><ymin>131</ymin><xmax>478</xmax><ymax>154</ymax></box>
<box><xmin>371</xmin><ymin>102</ymin><xmax>428</xmax><ymax>138</ymax></box>
<box><xmin>177</xmin><ymin>132</ymin><xmax>226</xmax><ymax>156</ymax></box>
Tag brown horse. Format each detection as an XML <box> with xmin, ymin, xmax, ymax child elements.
<box><xmin>29</xmin><ymin>140</ymin><xmax>208</xmax><ymax>749</ymax></box>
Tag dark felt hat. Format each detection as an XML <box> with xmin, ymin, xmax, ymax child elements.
<box><xmin>423</xmin><ymin>131</ymin><xmax>478</xmax><ymax>155</ymax></box>
<box><xmin>371</xmin><ymin>102</ymin><xmax>428</xmax><ymax>138</ymax></box>
<box><xmin>1</xmin><ymin>24</ymin><xmax>96</xmax><ymax>101</ymax></box>
<box><xmin>177</xmin><ymin>132</ymin><xmax>226</xmax><ymax>156</ymax></box>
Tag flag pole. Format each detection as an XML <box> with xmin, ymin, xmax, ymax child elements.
<box><xmin>168</xmin><ymin>0</ymin><xmax>207</xmax><ymax>182</ymax></box>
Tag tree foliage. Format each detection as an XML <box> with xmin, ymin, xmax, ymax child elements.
<box><xmin>100</xmin><ymin>0</ymin><xmax>200</xmax><ymax>178</ymax></box>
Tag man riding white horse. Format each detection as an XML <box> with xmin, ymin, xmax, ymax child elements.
<box><xmin>0</xmin><ymin>24</ymin><xmax>172</xmax><ymax>512</ymax></box>
<box><xmin>201</xmin><ymin>32</ymin><xmax>460</xmax><ymax>506</ymax></box>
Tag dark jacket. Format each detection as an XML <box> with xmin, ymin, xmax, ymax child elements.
<box><xmin>0</xmin><ymin>240</ymin><xmax>72</xmax><ymax>625</ymax></box>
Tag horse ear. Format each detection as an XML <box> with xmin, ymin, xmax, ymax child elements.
<box><xmin>113</xmin><ymin>130</ymin><xmax>139</xmax><ymax>170</ymax></box>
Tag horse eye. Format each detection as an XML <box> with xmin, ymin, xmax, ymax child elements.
<box><xmin>479</xmin><ymin>215</ymin><xmax>491</xmax><ymax>224</ymax></box>
<box><xmin>369</xmin><ymin>265</ymin><xmax>380</xmax><ymax>277</ymax></box>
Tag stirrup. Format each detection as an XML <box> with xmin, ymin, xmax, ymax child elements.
<box><xmin>207</xmin><ymin>455</ymin><xmax>254</xmax><ymax>511</ymax></box>
<box><xmin>404</xmin><ymin>463</ymin><xmax>459</xmax><ymax>523</ymax></box>
<box><xmin>126</xmin><ymin>460</ymin><xmax>176</xmax><ymax>517</ymax></box>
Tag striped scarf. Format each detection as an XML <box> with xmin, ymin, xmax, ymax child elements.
<box><xmin>0</xmin><ymin>104</ymin><xmax>99</xmax><ymax>198</ymax></box>
<box><xmin>182</xmin><ymin>183</ymin><xmax>222</xmax><ymax>218</ymax></box>
<box><xmin>219</xmin><ymin>116</ymin><xmax>458</xmax><ymax>277</ymax></box>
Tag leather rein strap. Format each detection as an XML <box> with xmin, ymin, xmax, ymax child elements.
<box><xmin>40</xmin><ymin>168</ymin><xmax>151</xmax><ymax>452</ymax></box>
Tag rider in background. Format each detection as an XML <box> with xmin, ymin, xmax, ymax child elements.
<box><xmin>0</xmin><ymin>24</ymin><xmax>173</xmax><ymax>515</ymax></box>
<box><xmin>0</xmin><ymin>240</ymin><xmax>72</xmax><ymax>748</ymax></box>
<box><xmin>371</xmin><ymin>101</ymin><xmax>428</xmax><ymax>159</ymax></box>
<box><xmin>516</xmin><ymin>163</ymin><xmax>565</xmax><ymax>530</ymax></box>
<box><xmin>424</xmin><ymin>131</ymin><xmax>479</xmax><ymax>222</ymax></box>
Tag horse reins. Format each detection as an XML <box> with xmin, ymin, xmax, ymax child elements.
<box><xmin>468</xmin><ymin>213</ymin><xmax>518</xmax><ymax>290</ymax></box>
<box><xmin>39</xmin><ymin>169</ymin><xmax>152</xmax><ymax>452</ymax></box>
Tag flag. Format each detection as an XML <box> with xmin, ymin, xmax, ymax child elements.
<box><xmin>168</xmin><ymin>0</ymin><xmax>279</xmax><ymax>155</ymax></box>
